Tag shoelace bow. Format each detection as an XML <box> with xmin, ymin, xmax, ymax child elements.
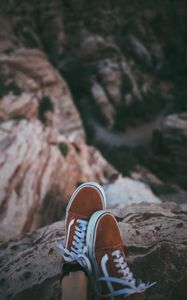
<box><xmin>98</xmin><ymin>250</ymin><xmax>156</xmax><ymax>298</ymax></box>
<box><xmin>56</xmin><ymin>219</ymin><xmax>92</xmax><ymax>273</ymax></box>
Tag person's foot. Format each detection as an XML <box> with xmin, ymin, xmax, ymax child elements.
<box><xmin>56</xmin><ymin>182</ymin><xmax>106</xmax><ymax>272</ymax></box>
<box><xmin>87</xmin><ymin>211</ymin><xmax>156</xmax><ymax>299</ymax></box>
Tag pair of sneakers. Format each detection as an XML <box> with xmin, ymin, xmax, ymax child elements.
<box><xmin>56</xmin><ymin>182</ymin><xmax>155</xmax><ymax>299</ymax></box>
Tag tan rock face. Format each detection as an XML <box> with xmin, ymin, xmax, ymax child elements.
<box><xmin>0</xmin><ymin>120</ymin><xmax>65</xmax><ymax>239</ymax></box>
<box><xmin>0</xmin><ymin>4</ymin><xmax>120</xmax><ymax>241</ymax></box>
<box><xmin>0</xmin><ymin>48</ymin><xmax>85</xmax><ymax>140</ymax></box>
<box><xmin>0</xmin><ymin>202</ymin><xmax>186</xmax><ymax>300</ymax></box>
<box><xmin>0</xmin><ymin>10</ymin><xmax>84</xmax><ymax>140</ymax></box>
<box><xmin>0</xmin><ymin>119</ymin><xmax>117</xmax><ymax>241</ymax></box>
<box><xmin>0</xmin><ymin>92</ymin><xmax>38</xmax><ymax>121</ymax></box>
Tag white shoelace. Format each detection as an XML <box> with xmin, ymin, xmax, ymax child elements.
<box><xmin>98</xmin><ymin>250</ymin><xmax>156</xmax><ymax>298</ymax></box>
<box><xmin>113</xmin><ymin>250</ymin><xmax>135</xmax><ymax>284</ymax></box>
<box><xmin>56</xmin><ymin>219</ymin><xmax>92</xmax><ymax>272</ymax></box>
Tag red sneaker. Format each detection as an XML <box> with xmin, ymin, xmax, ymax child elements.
<box><xmin>56</xmin><ymin>182</ymin><xmax>106</xmax><ymax>272</ymax></box>
<box><xmin>87</xmin><ymin>211</ymin><xmax>156</xmax><ymax>299</ymax></box>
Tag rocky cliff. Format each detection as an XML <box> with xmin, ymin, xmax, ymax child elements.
<box><xmin>0</xmin><ymin>0</ymin><xmax>187</xmax><ymax>299</ymax></box>
<box><xmin>0</xmin><ymin>202</ymin><xmax>187</xmax><ymax>300</ymax></box>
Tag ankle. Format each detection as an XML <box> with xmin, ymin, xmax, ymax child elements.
<box><xmin>129</xmin><ymin>293</ymin><xmax>145</xmax><ymax>300</ymax></box>
<box><xmin>61</xmin><ymin>263</ymin><xmax>88</xmax><ymax>281</ymax></box>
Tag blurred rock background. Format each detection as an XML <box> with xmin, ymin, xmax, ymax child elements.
<box><xmin>0</xmin><ymin>1</ymin><xmax>187</xmax><ymax>299</ymax></box>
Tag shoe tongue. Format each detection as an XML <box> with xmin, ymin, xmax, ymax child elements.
<box><xmin>112</xmin><ymin>244</ymin><xmax>126</xmax><ymax>257</ymax></box>
<box><xmin>68</xmin><ymin>211</ymin><xmax>88</xmax><ymax>221</ymax></box>
<box><xmin>66</xmin><ymin>213</ymin><xmax>83</xmax><ymax>233</ymax></box>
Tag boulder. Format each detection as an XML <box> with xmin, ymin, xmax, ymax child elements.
<box><xmin>104</xmin><ymin>176</ymin><xmax>161</xmax><ymax>209</ymax></box>
<box><xmin>152</xmin><ymin>113</ymin><xmax>187</xmax><ymax>188</ymax></box>
<box><xmin>0</xmin><ymin>202</ymin><xmax>186</xmax><ymax>300</ymax></box>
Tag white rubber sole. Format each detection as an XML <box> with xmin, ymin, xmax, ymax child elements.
<box><xmin>86</xmin><ymin>210</ymin><xmax>109</xmax><ymax>256</ymax></box>
<box><xmin>65</xmin><ymin>182</ymin><xmax>106</xmax><ymax>224</ymax></box>
<box><xmin>86</xmin><ymin>210</ymin><xmax>112</xmax><ymax>300</ymax></box>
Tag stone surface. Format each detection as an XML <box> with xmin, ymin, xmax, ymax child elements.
<box><xmin>91</xmin><ymin>79</ymin><xmax>116</xmax><ymax>126</ymax></box>
<box><xmin>0</xmin><ymin>3</ymin><xmax>186</xmax><ymax>299</ymax></box>
<box><xmin>0</xmin><ymin>119</ymin><xmax>117</xmax><ymax>241</ymax></box>
<box><xmin>0</xmin><ymin>92</ymin><xmax>38</xmax><ymax>122</ymax></box>
<box><xmin>104</xmin><ymin>176</ymin><xmax>161</xmax><ymax>209</ymax></box>
<box><xmin>0</xmin><ymin>202</ymin><xmax>187</xmax><ymax>300</ymax></box>
<box><xmin>152</xmin><ymin>113</ymin><xmax>187</xmax><ymax>187</ymax></box>
<box><xmin>0</xmin><ymin>47</ymin><xmax>85</xmax><ymax>140</ymax></box>
<box><xmin>0</xmin><ymin>8</ymin><xmax>84</xmax><ymax>140</ymax></box>
<box><xmin>0</xmin><ymin>0</ymin><xmax>186</xmax><ymax>180</ymax></box>
<box><xmin>57</xmin><ymin>0</ymin><xmax>185</xmax><ymax>131</ymax></box>
<box><xmin>1</xmin><ymin>0</ymin><xmax>185</xmax><ymax>134</ymax></box>
<box><xmin>130</xmin><ymin>165</ymin><xmax>162</xmax><ymax>186</ymax></box>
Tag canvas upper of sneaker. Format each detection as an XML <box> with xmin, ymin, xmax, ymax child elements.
<box><xmin>56</xmin><ymin>182</ymin><xmax>106</xmax><ymax>271</ymax></box>
<box><xmin>87</xmin><ymin>211</ymin><xmax>156</xmax><ymax>300</ymax></box>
